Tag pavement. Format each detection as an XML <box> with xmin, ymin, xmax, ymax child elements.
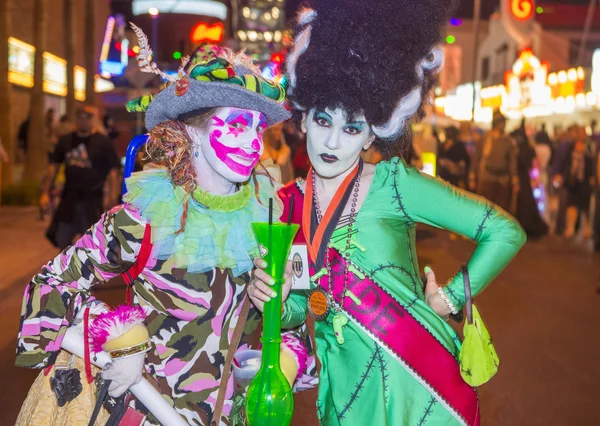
<box><xmin>0</xmin><ymin>207</ymin><xmax>599</xmax><ymax>425</ymax></box>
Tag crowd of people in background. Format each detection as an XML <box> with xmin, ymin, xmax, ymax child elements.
<box><xmin>4</xmin><ymin>104</ymin><xmax>600</xmax><ymax>254</ymax></box>
<box><xmin>436</xmin><ymin>114</ymin><xmax>600</xmax><ymax>251</ymax></box>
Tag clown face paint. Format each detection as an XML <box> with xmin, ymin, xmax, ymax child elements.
<box><xmin>303</xmin><ymin>108</ymin><xmax>375</xmax><ymax>178</ymax></box>
<box><xmin>191</xmin><ymin>107</ymin><xmax>267</xmax><ymax>185</ymax></box>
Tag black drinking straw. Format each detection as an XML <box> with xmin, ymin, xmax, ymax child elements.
<box><xmin>287</xmin><ymin>194</ymin><xmax>295</xmax><ymax>226</ymax></box>
<box><xmin>268</xmin><ymin>198</ymin><xmax>273</xmax><ymax>225</ymax></box>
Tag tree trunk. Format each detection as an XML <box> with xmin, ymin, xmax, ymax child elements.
<box><xmin>65</xmin><ymin>0</ymin><xmax>75</xmax><ymax>118</ymax></box>
<box><xmin>85</xmin><ymin>0</ymin><xmax>95</xmax><ymax>104</ymax></box>
<box><xmin>23</xmin><ymin>0</ymin><xmax>47</xmax><ymax>183</ymax></box>
<box><xmin>0</xmin><ymin>0</ymin><xmax>14</xmax><ymax>189</ymax></box>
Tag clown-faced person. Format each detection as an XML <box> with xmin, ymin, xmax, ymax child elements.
<box><xmin>248</xmin><ymin>1</ymin><xmax>527</xmax><ymax>425</ymax></box>
<box><xmin>16</xmin><ymin>28</ymin><xmax>308</xmax><ymax>426</ymax></box>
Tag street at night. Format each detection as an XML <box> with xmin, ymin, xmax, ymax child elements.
<box><xmin>0</xmin><ymin>207</ymin><xmax>599</xmax><ymax>425</ymax></box>
<box><xmin>2</xmin><ymin>0</ymin><xmax>600</xmax><ymax>424</ymax></box>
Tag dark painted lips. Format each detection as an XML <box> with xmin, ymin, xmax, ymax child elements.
<box><xmin>320</xmin><ymin>154</ymin><xmax>338</xmax><ymax>164</ymax></box>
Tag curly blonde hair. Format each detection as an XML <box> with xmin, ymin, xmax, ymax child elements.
<box><xmin>145</xmin><ymin>108</ymin><xmax>217</xmax><ymax>232</ymax></box>
<box><xmin>145</xmin><ymin>108</ymin><xmax>218</xmax><ymax>189</ymax></box>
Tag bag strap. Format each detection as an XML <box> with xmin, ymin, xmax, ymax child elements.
<box><xmin>122</xmin><ymin>223</ymin><xmax>153</xmax><ymax>304</ymax></box>
<box><xmin>461</xmin><ymin>265</ymin><xmax>473</xmax><ymax>325</ymax></box>
<box><xmin>211</xmin><ymin>296</ymin><xmax>251</xmax><ymax>426</ymax></box>
<box><xmin>88</xmin><ymin>379</ymin><xmax>111</xmax><ymax>426</ymax></box>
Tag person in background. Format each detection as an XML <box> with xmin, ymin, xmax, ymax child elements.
<box><xmin>535</xmin><ymin>123</ymin><xmax>552</xmax><ymax>146</ymax></box>
<box><xmin>534</xmin><ymin>123</ymin><xmax>553</xmax><ymax>224</ymax></box>
<box><xmin>512</xmin><ymin>120</ymin><xmax>548</xmax><ymax>239</ymax></box>
<box><xmin>103</xmin><ymin>113</ymin><xmax>120</xmax><ymax>141</ymax></box>
<box><xmin>559</xmin><ymin>132</ymin><xmax>594</xmax><ymax>239</ymax></box>
<box><xmin>594</xmin><ymin>143</ymin><xmax>600</xmax><ymax>251</ymax></box>
<box><xmin>550</xmin><ymin>125</ymin><xmax>578</xmax><ymax>235</ymax></box>
<box><xmin>470</xmin><ymin>110</ymin><xmax>519</xmax><ymax>212</ymax></box>
<box><xmin>16</xmin><ymin>115</ymin><xmax>30</xmax><ymax>163</ymax></box>
<box><xmin>0</xmin><ymin>137</ymin><xmax>8</xmax><ymax>163</ymax></box>
<box><xmin>261</xmin><ymin>122</ymin><xmax>294</xmax><ymax>183</ymax></box>
<box><xmin>41</xmin><ymin>105</ymin><xmax>121</xmax><ymax>249</ymax></box>
<box><xmin>45</xmin><ymin>108</ymin><xmax>57</xmax><ymax>158</ymax></box>
<box><xmin>438</xmin><ymin>126</ymin><xmax>469</xmax><ymax>187</ymax></box>
<box><xmin>45</xmin><ymin>115</ymin><xmax>75</xmax><ymax>218</ymax></box>
<box><xmin>55</xmin><ymin>115</ymin><xmax>75</xmax><ymax>138</ymax></box>
<box><xmin>591</xmin><ymin>120</ymin><xmax>600</xmax><ymax>251</ymax></box>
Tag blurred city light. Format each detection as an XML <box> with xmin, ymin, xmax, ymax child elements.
<box><xmin>133</xmin><ymin>1</ymin><xmax>227</xmax><ymax>20</ymax></box>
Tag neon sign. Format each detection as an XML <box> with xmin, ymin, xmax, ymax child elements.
<box><xmin>190</xmin><ymin>22</ymin><xmax>224</xmax><ymax>44</ymax></box>
<box><xmin>511</xmin><ymin>0</ymin><xmax>534</xmax><ymax>21</ymax></box>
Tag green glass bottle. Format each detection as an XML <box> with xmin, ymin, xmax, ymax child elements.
<box><xmin>245</xmin><ymin>222</ymin><xmax>299</xmax><ymax>426</ymax></box>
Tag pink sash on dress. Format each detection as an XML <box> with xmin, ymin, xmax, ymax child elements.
<box><xmin>311</xmin><ymin>248</ymin><xmax>480</xmax><ymax>426</ymax></box>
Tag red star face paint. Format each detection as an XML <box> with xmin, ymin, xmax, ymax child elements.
<box><xmin>205</xmin><ymin>107</ymin><xmax>266</xmax><ymax>178</ymax></box>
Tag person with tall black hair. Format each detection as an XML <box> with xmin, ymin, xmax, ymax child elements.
<box><xmin>248</xmin><ymin>1</ymin><xmax>526</xmax><ymax>424</ymax></box>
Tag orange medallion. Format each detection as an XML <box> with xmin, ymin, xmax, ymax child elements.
<box><xmin>308</xmin><ymin>287</ymin><xmax>330</xmax><ymax>321</ymax></box>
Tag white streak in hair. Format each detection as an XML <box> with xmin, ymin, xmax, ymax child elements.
<box><xmin>374</xmin><ymin>46</ymin><xmax>445</xmax><ymax>140</ymax></box>
<box><xmin>286</xmin><ymin>8</ymin><xmax>317</xmax><ymax>96</ymax></box>
<box><xmin>291</xmin><ymin>100</ymin><xmax>306</xmax><ymax>111</ymax></box>
<box><xmin>372</xmin><ymin>87</ymin><xmax>422</xmax><ymax>140</ymax></box>
<box><xmin>422</xmin><ymin>47</ymin><xmax>444</xmax><ymax>71</ymax></box>
<box><xmin>298</xmin><ymin>8</ymin><xmax>317</xmax><ymax>26</ymax></box>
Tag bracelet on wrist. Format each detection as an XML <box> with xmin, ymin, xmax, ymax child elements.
<box><xmin>436</xmin><ymin>287</ymin><xmax>459</xmax><ymax>315</ymax></box>
<box><xmin>109</xmin><ymin>340</ymin><xmax>152</xmax><ymax>359</ymax></box>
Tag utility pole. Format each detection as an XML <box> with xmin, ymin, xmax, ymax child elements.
<box><xmin>471</xmin><ymin>0</ymin><xmax>482</xmax><ymax>123</ymax></box>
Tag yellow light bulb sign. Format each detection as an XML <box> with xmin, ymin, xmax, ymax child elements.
<box><xmin>511</xmin><ymin>0</ymin><xmax>534</xmax><ymax>21</ymax></box>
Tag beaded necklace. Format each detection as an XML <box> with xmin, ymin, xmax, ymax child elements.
<box><xmin>308</xmin><ymin>167</ymin><xmax>361</xmax><ymax>344</ymax></box>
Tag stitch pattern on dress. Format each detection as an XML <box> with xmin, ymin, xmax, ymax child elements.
<box><xmin>374</xmin><ymin>343</ymin><xmax>390</xmax><ymax>405</ymax></box>
<box><xmin>417</xmin><ymin>396</ymin><xmax>438</xmax><ymax>426</ymax></box>
<box><xmin>391</xmin><ymin>162</ymin><xmax>412</xmax><ymax>223</ymax></box>
<box><xmin>474</xmin><ymin>203</ymin><xmax>494</xmax><ymax>241</ymax></box>
<box><xmin>370</xmin><ymin>261</ymin><xmax>421</xmax><ymax>302</ymax></box>
<box><xmin>338</xmin><ymin>349</ymin><xmax>378</xmax><ymax>420</ymax></box>
<box><xmin>405</xmin><ymin>225</ymin><xmax>421</xmax><ymax>294</ymax></box>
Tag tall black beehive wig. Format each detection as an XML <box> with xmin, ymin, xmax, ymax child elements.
<box><xmin>286</xmin><ymin>0</ymin><xmax>457</xmax><ymax>141</ymax></box>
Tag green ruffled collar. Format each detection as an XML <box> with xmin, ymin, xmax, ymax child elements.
<box><xmin>192</xmin><ymin>182</ymin><xmax>252</xmax><ymax>212</ymax></box>
<box><xmin>124</xmin><ymin>168</ymin><xmax>282</xmax><ymax>276</ymax></box>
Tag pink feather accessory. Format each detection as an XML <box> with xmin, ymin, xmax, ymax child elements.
<box><xmin>88</xmin><ymin>305</ymin><xmax>147</xmax><ymax>353</ymax></box>
<box><xmin>281</xmin><ymin>332</ymin><xmax>309</xmax><ymax>379</ymax></box>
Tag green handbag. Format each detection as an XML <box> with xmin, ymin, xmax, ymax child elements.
<box><xmin>458</xmin><ymin>266</ymin><xmax>500</xmax><ymax>387</ymax></box>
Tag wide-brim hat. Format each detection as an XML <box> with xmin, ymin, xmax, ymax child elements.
<box><xmin>126</xmin><ymin>25</ymin><xmax>290</xmax><ymax>130</ymax></box>
<box><xmin>144</xmin><ymin>76</ymin><xmax>291</xmax><ymax>131</ymax></box>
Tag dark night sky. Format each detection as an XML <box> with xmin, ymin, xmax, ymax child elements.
<box><xmin>112</xmin><ymin>1</ymin><xmax>596</xmax><ymax>24</ymax></box>
<box><xmin>285</xmin><ymin>0</ymin><xmax>594</xmax><ymax>20</ymax></box>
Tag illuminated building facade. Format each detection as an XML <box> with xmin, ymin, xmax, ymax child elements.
<box><xmin>236</xmin><ymin>0</ymin><xmax>286</xmax><ymax>60</ymax></box>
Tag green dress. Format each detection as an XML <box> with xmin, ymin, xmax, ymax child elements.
<box><xmin>281</xmin><ymin>158</ymin><xmax>526</xmax><ymax>426</ymax></box>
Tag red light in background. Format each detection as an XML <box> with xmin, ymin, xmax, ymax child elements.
<box><xmin>190</xmin><ymin>22</ymin><xmax>224</xmax><ymax>44</ymax></box>
<box><xmin>115</xmin><ymin>41</ymin><xmax>122</xmax><ymax>51</ymax></box>
<box><xmin>271</xmin><ymin>53</ymin><xmax>284</xmax><ymax>64</ymax></box>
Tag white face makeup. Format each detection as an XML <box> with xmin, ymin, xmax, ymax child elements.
<box><xmin>188</xmin><ymin>107</ymin><xmax>267</xmax><ymax>184</ymax></box>
<box><xmin>302</xmin><ymin>108</ymin><xmax>375</xmax><ymax>178</ymax></box>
